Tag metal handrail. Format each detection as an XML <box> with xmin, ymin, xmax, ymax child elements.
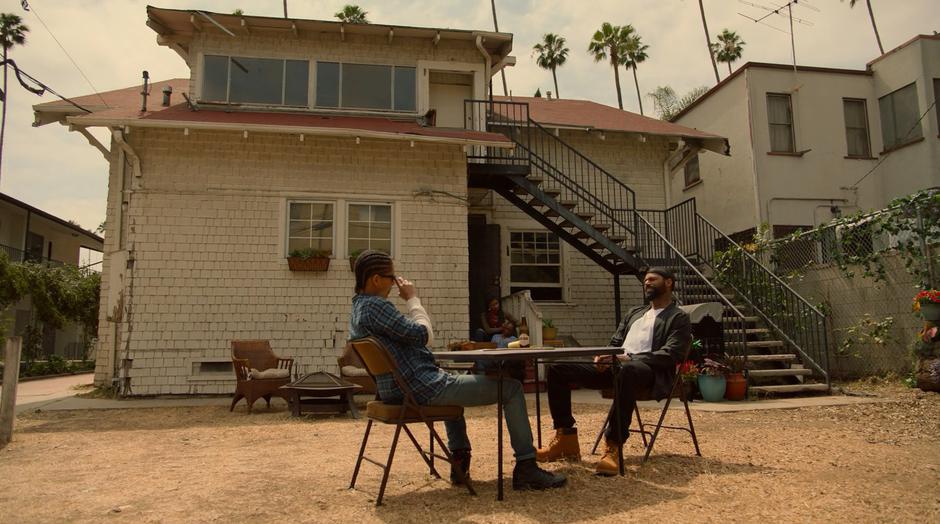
<box><xmin>633</xmin><ymin>212</ymin><xmax>750</xmax><ymax>360</ymax></box>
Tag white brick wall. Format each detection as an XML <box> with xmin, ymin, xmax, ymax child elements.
<box><xmin>479</xmin><ymin>130</ymin><xmax>670</xmax><ymax>346</ymax></box>
<box><xmin>95</xmin><ymin>129</ymin><xmax>468</xmax><ymax>395</ymax></box>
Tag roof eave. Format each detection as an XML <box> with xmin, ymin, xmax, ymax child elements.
<box><xmin>65</xmin><ymin>114</ymin><xmax>513</xmax><ymax>149</ymax></box>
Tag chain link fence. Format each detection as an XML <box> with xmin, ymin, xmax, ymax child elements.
<box><xmin>748</xmin><ymin>189</ymin><xmax>940</xmax><ymax>379</ymax></box>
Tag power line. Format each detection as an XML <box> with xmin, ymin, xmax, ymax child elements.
<box><xmin>23</xmin><ymin>1</ymin><xmax>109</xmax><ymax>108</ymax></box>
<box><xmin>850</xmin><ymin>98</ymin><xmax>937</xmax><ymax>188</ymax></box>
<box><xmin>0</xmin><ymin>58</ymin><xmax>93</xmax><ymax>113</ymax></box>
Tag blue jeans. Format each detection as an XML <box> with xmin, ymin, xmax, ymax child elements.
<box><xmin>428</xmin><ymin>374</ymin><xmax>536</xmax><ymax>461</ymax></box>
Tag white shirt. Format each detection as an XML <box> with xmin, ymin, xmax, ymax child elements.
<box><xmin>621</xmin><ymin>306</ymin><xmax>665</xmax><ymax>355</ymax></box>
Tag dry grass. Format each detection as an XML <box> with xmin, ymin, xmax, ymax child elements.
<box><xmin>1</xmin><ymin>382</ymin><xmax>938</xmax><ymax>523</ymax></box>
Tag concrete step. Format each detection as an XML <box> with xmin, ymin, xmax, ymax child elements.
<box><xmin>745</xmin><ymin>354</ymin><xmax>799</xmax><ymax>362</ymax></box>
<box><xmin>722</xmin><ymin>316</ymin><xmax>760</xmax><ymax>324</ymax></box>
<box><xmin>726</xmin><ymin>340</ymin><xmax>785</xmax><ymax>349</ymax></box>
<box><xmin>749</xmin><ymin>383</ymin><xmax>829</xmax><ymax>394</ymax></box>
<box><xmin>748</xmin><ymin>368</ymin><xmax>813</xmax><ymax>378</ymax></box>
<box><xmin>724</xmin><ymin>328</ymin><xmax>771</xmax><ymax>336</ymax></box>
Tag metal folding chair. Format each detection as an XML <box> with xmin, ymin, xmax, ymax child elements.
<box><xmin>348</xmin><ymin>337</ymin><xmax>475</xmax><ymax>506</ymax></box>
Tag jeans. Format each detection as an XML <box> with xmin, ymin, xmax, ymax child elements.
<box><xmin>546</xmin><ymin>360</ymin><xmax>655</xmax><ymax>444</ymax></box>
<box><xmin>428</xmin><ymin>373</ymin><xmax>536</xmax><ymax>461</ymax></box>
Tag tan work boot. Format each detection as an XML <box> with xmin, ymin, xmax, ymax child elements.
<box><xmin>535</xmin><ymin>428</ymin><xmax>581</xmax><ymax>463</ymax></box>
<box><xmin>595</xmin><ymin>440</ymin><xmax>624</xmax><ymax>476</ymax></box>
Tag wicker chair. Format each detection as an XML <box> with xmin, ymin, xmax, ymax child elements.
<box><xmin>230</xmin><ymin>340</ymin><xmax>294</xmax><ymax>413</ymax></box>
<box><xmin>338</xmin><ymin>342</ymin><xmax>377</xmax><ymax>395</ymax></box>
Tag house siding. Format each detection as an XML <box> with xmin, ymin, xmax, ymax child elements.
<box><xmin>94</xmin><ymin>128</ymin><xmax>469</xmax><ymax>394</ymax></box>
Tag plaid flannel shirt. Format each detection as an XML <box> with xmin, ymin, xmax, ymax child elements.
<box><xmin>349</xmin><ymin>293</ymin><xmax>454</xmax><ymax>404</ymax></box>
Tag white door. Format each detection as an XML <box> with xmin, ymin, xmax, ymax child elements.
<box><xmin>428</xmin><ymin>72</ymin><xmax>474</xmax><ymax>128</ymax></box>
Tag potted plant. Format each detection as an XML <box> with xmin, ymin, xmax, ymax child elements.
<box><xmin>678</xmin><ymin>360</ymin><xmax>699</xmax><ymax>401</ymax></box>
<box><xmin>348</xmin><ymin>249</ymin><xmax>365</xmax><ymax>271</ymax></box>
<box><xmin>724</xmin><ymin>353</ymin><xmax>748</xmax><ymax>401</ymax></box>
<box><xmin>697</xmin><ymin>357</ymin><xmax>729</xmax><ymax>402</ymax></box>
<box><xmin>287</xmin><ymin>248</ymin><xmax>331</xmax><ymax>271</ymax></box>
<box><xmin>542</xmin><ymin>318</ymin><xmax>558</xmax><ymax>340</ymax></box>
<box><xmin>913</xmin><ymin>289</ymin><xmax>940</xmax><ymax>322</ymax></box>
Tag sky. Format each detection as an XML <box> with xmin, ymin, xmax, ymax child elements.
<box><xmin>0</xmin><ymin>0</ymin><xmax>937</xmax><ymax>232</ymax></box>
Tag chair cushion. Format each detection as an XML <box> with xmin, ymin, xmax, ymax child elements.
<box><xmin>366</xmin><ymin>401</ymin><xmax>463</xmax><ymax>423</ymax></box>
<box><xmin>249</xmin><ymin>368</ymin><xmax>290</xmax><ymax>380</ymax></box>
<box><xmin>341</xmin><ymin>365</ymin><xmax>370</xmax><ymax>377</ymax></box>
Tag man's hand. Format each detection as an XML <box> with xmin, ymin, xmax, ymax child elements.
<box><xmin>397</xmin><ymin>277</ymin><xmax>417</xmax><ymax>301</ymax></box>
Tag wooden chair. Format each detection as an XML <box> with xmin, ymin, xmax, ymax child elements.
<box><xmin>338</xmin><ymin>342</ymin><xmax>377</xmax><ymax>395</ymax></box>
<box><xmin>348</xmin><ymin>337</ymin><xmax>474</xmax><ymax>506</ymax></box>
<box><xmin>590</xmin><ymin>371</ymin><xmax>701</xmax><ymax>463</ymax></box>
<box><xmin>230</xmin><ymin>340</ymin><xmax>294</xmax><ymax>413</ymax></box>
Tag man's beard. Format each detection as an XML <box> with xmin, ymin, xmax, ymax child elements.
<box><xmin>644</xmin><ymin>285</ymin><xmax>662</xmax><ymax>301</ymax></box>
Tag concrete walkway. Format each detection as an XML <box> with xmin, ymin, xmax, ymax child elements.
<box><xmin>6</xmin><ymin>375</ymin><xmax>890</xmax><ymax>414</ymax></box>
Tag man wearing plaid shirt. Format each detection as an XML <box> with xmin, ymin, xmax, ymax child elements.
<box><xmin>349</xmin><ymin>250</ymin><xmax>565</xmax><ymax>491</ymax></box>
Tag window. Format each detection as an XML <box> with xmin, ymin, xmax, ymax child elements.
<box><xmin>316</xmin><ymin>62</ymin><xmax>416</xmax><ymax>111</ymax></box>
<box><xmin>202</xmin><ymin>55</ymin><xmax>309</xmax><ymax>106</ymax></box>
<box><xmin>843</xmin><ymin>98</ymin><xmax>872</xmax><ymax>157</ymax></box>
<box><xmin>878</xmin><ymin>82</ymin><xmax>923</xmax><ymax>150</ymax></box>
<box><xmin>766</xmin><ymin>93</ymin><xmax>795</xmax><ymax>153</ymax></box>
<box><xmin>684</xmin><ymin>155</ymin><xmax>700</xmax><ymax>187</ymax></box>
<box><xmin>287</xmin><ymin>202</ymin><xmax>334</xmax><ymax>256</ymax></box>
<box><xmin>509</xmin><ymin>231</ymin><xmax>562</xmax><ymax>301</ymax></box>
<box><xmin>347</xmin><ymin>203</ymin><xmax>392</xmax><ymax>255</ymax></box>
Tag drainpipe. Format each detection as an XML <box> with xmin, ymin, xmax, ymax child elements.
<box><xmin>475</xmin><ymin>35</ymin><xmax>492</xmax><ymax>101</ymax></box>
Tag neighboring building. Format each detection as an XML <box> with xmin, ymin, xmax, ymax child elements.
<box><xmin>0</xmin><ymin>192</ymin><xmax>104</xmax><ymax>358</ymax></box>
<box><xmin>33</xmin><ymin>7</ymin><xmax>730</xmax><ymax>396</ymax></box>
<box><xmin>672</xmin><ymin>35</ymin><xmax>940</xmax><ymax>240</ymax></box>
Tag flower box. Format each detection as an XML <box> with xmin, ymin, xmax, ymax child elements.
<box><xmin>287</xmin><ymin>256</ymin><xmax>330</xmax><ymax>272</ymax></box>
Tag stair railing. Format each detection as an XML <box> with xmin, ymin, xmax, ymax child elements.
<box><xmin>661</xmin><ymin>199</ymin><xmax>830</xmax><ymax>385</ymax></box>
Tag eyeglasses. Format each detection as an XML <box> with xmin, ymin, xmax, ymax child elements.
<box><xmin>379</xmin><ymin>274</ymin><xmax>398</xmax><ymax>281</ymax></box>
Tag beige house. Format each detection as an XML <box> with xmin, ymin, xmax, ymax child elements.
<box><xmin>33</xmin><ymin>7</ymin><xmax>738</xmax><ymax>396</ymax></box>
<box><xmin>673</xmin><ymin>35</ymin><xmax>940</xmax><ymax>240</ymax></box>
<box><xmin>0</xmin><ymin>193</ymin><xmax>103</xmax><ymax>358</ymax></box>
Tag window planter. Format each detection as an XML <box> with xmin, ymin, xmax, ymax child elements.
<box><xmin>287</xmin><ymin>256</ymin><xmax>331</xmax><ymax>271</ymax></box>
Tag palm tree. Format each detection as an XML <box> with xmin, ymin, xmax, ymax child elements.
<box><xmin>711</xmin><ymin>29</ymin><xmax>745</xmax><ymax>76</ymax></box>
<box><xmin>844</xmin><ymin>0</ymin><xmax>884</xmax><ymax>55</ymax></box>
<box><xmin>648</xmin><ymin>85</ymin><xmax>710</xmax><ymax>121</ymax></box>
<box><xmin>1</xmin><ymin>13</ymin><xmax>28</xmax><ymax>181</ymax></box>
<box><xmin>697</xmin><ymin>0</ymin><xmax>721</xmax><ymax>84</ymax></box>
<box><xmin>335</xmin><ymin>4</ymin><xmax>369</xmax><ymax>24</ymax></box>
<box><xmin>623</xmin><ymin>31</ymin><xmax>649</xmax><ymax>115</ymax></box>
<box><xmin>588</xmin><ymin>23</ymin><xmax>631</xmax><ymax>110</ymax></box>
<box><xmin>532</xmin><ymin>33</ymin><xmax>569</xmax><ymax>99</ymax></box>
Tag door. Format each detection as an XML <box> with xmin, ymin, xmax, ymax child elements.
<box><xmin>468</xmin><ymin>214</ymin><xmax>501</xmax><ymax>335</ymax></box>
<box><xmin>26</xmin><ymin>232</ymin><xmax>43</xmax><ymax>262</ymax></box>
<box><xmin>429</xmin><ymin>71</ymin><xmax>474</xmax><ymax>128</ymax></box>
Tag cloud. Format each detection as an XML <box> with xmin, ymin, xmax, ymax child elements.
<box><xmin>0</xmin><ymin>0</ymin><xmax>936</xmax><ymax>231</ymax></box>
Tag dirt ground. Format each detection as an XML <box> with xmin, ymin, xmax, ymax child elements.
<box><xmin>1</xmin><ymin>381</ymin><xmax>938</xmax><ymax>523</ymax></box>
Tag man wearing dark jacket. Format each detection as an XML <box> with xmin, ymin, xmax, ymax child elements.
<box><xmin>535</xmin><ymin>267</ymin><xmax>692</xmax><ymax>475</ymax></box>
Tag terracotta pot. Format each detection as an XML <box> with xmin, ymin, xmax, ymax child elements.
<box><xmin>724</xmin><ymin>372</ymin><xmax>747</xmax><ymax>401</ymax></box>
<box><xmin>287</xmin><ymin>256</ymin><xmax>330</xmax><ymax>271</ymax></box>
<box><xmin>543</xmin><ymin>327</ymin><xmax>558</xmax><ymax>340</ymax></box>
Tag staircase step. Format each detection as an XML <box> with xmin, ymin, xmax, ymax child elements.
<box><xmin>528</xmin><ymin>199</ymin><xmax>546</xmax><ymax>208</ymax></box>
<box><xmin>745</xmin><ymin>354</ymin><xmax>799</xmax><ymax>362</ymax></box>
<box><xmin>576</xmin><ymin>212</ymin><xmax>595</xmax><ymax>220</ymax></box>
<box><xmin>722</xmin><ymin>316</ymin><xmax>760</xmax><ymax>324</ymax></box>
<box><xmin>526</xmin><ymin>176</ymin><xmax>544</xmax><ymax>185</ymax></box>
<box><xmin>726</xmin><ymin>340</ymin><xmax>785</xmax><ymax>349</ymax></box>
<box><xmin>592</xmin><ymin>223</ymin><xmax>611</xmax><ymax>231</ymax></box>
<box><xmin>543</xmin><ymin>189</ymin><xmax>561</xmax><ymax>197</ymax></box>
<box><xmin>724</xmin><ymin>328</ymin><xmax>771</xmax><ymax>336</ymax></box>
<box><xmin>749</xmin><ymin>383</ymin><xmax>829</xmax><ymax>394</ymax></box>
<box><xmin>558</xmin><ymin>200</ymin><xmax>578</xmax><ymax>209</ymax></box>
<box><xmin>513</xmin><ymin>186</ymin><xmax>529</xmax><ymax>195</ymax></box>
<box><xmin>748</xmin><ymin>368</ymin><xmax>813</xmax><ymax>378</ymax></box>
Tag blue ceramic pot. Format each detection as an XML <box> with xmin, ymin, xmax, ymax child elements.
<box><xmin>698</xmin><ymin>374</ymin><xmax>727</xmax><ymax>402</ymax></box>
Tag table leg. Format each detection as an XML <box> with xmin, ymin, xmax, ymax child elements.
<box><xmin>534</xmin><ymin>357</ymin><xmax>542</xmax><ymax>448</ymax></box>
<box><xmin>612</xmin><ymin>357</ymin><xmax>624</xmax><ymax>476</ymax></box>
<box><xmin>291</xmin><ymin>392</ymin><xmax>301</xmax><ymax>417</ymax></box>
<box><xmin>497</xmin><ymin>360</ymin><xmax>504</xmax><ymax>502</ymax></box>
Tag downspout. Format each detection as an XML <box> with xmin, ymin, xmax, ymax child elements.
<box><xmin>475</xmin><ymin>35</ymin><xmax>492</xmax><ymax>102</ymax></box>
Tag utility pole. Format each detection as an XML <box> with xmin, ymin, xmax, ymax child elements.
<box><xmin>283</xmin><ymin>0</ymin><xmax>288</xmax><ymax>18</ymax></box>
<box><xmin>490</xmin><ymin>0</ymin><xmax>508</xmax><ymax>96</ymax></box>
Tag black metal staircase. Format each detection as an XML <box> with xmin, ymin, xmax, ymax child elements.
<box><xmin>464</xmin><ymin>99</ymin><xmax>830</xmax><ymax>393</ymax></box>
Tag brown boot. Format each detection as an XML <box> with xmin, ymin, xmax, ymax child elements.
<box><xmin>595</xmin><ymin>440</ymin><xmax>624</xmax><ymax>476</ymax></box>
<box><xmin>535</xmin><ymin>428</ymin><xmax>581</xmax><ymax>463</ymax></box>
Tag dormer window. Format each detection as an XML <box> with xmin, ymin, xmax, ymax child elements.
<box><xmin>202</xmin><ymin>55</ymin><xmax>309</xmax><ymax>107</ymax></box>
<box><xmin>315</xmin><ymin>62</ymin><xmax>416</xmax><ymax>112</ymax></box>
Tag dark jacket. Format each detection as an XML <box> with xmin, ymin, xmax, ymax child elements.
<box><xmin>608</xmin><ymin>301</ymin><xmax>692</xmax><ymax>400</ymax></box>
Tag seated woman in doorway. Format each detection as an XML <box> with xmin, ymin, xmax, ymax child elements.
<box><xmin>473</xmin><ymin>297</ymin><xmax>515</xmax><ymax>341</ymax></box>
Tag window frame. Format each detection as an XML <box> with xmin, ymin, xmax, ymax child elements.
<box><xmin>345</xmin><ymin>201</ymin><xmax>395</xmax><ymax>258</ymax></box>
<box><xmin>315</xmin><ymin>61</ymin><xmax>417</xmax><ymax>113</ymax></box>
<box><xmin>878</xmin><ymin>82</ymin><xmax>923</xmax><ymax>150</ymax></box>
<box><xmin>842</xmin><ymin>98</ymin><xmax>872</xmax><ymax>158</ymax></box>
<box><xmin>766</xmin><ymin>93</ymin><xmax>796</xmax><ymax>153</ymax></box>
<box><xmin>508</xmin><ymin>230</ymin><xmax>564</xmax><ymax>302</ymax></box>
<box><xmin>683</xmin><ymin>155</ymin><xmax>701</xmax><ymax>188</ymax></box>
<box><xmin>285</xmin><ymin>199</ymin><xmax>337</xmax><ymax>257</ymax></box>
<box><xmin>200</xmin><ymin>54</ymin><xmax>310</xmax><ymax>107</ymax></box>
